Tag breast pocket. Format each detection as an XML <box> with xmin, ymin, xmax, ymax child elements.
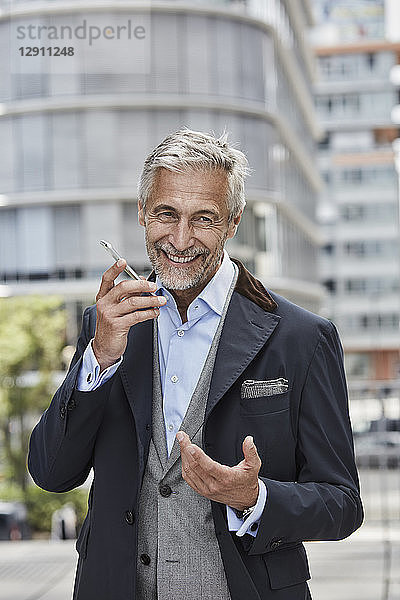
<box><xmin>240</xmin><ymin>392</ymin><xmax>290</xmax><ymax>416</ymax></box>
<box><xmin>240</xmin><ymin>378</ymin><xmax>290</xmax><ymax>416</ymax></box>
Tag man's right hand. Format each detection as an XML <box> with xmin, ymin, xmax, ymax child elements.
<box><xmin>92</xmin><ymin>259</ymin><xmax>166</xmax><ymax>372</ymax></box>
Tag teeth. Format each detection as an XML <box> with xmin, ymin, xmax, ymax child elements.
<box><xmin>167</xmin><ymin>254</ymin><xmax>196</xmax><ymax>264</ymax></box>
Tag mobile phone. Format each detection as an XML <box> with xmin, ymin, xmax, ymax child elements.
<box><xmin>100</xmin><ymin>240</ymin><xmax>155</xmax><ymax>294</ymax></box>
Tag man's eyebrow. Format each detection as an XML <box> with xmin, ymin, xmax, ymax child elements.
<box><xmin>152</xmin><ymin>204</ymin><xmax>177</xmax><ymax>212</ymax></box>
<box><xmin>152</xmin><ymin>205</ymin><xmax>219</xmax><ymax>217</ymax></box>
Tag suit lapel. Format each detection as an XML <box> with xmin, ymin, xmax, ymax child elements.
<box><xmin>205</xmin><ymin>291</ymin><xmax>280</xmax><ymax>421</ymax></box>
<box><xmin>118</xmin><ymin>318</ymin><xmax>153</xmax><ymax>451</ymax></box>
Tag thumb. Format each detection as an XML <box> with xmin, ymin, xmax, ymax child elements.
<box><xmin>242</xmin><ymin>436</ymin><xmax>260</xmax><ymax>466</ymax></box>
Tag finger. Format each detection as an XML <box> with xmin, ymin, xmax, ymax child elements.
<box><xmin>113</xmin><ymin>294</ymin><xmax>166</xmax><ymax>317</ymax></box>
<box><xmin>96</xmin><ymin>259</ymin><xmax>126</xmax><ymax>301</ymax></box>
<box><xmin>181</xmin><ymin>459</ymin><xmax>208</xmax><ymax>495</ymax></box>
<box><xmin>180</xmin><ymin>442</ymin><xmax>214</xmax><ymax>492</ymax></box>
<box><xmin>120</xmin><ymin>306</ymin><xmax>161</xmax><ymax>327</ymax></box>
<box><xmin>242</xmin><ymin>436</ymin><xmax>261</xmax><ymax>468</ymax></box>
<box><xmin>108</xmin><ymin>277</ymin><xmax>157</xmax><ymax>304</ymax></box>
<box><xmin>176</xmin><ymin>433</ymin><xmax>212</xmax><ymax>476</ymax></box>
<box><xmin>182</xmin><ymin>443</ymin><xmax>227</xmax><ymax>482</ymax></box>
<box><xmin>181</xmin><ymin>450</ymin><xmax>233</xmax><ymax>503</ymax></box>
<box><xmin>176</xmin><ymin>435</ymin><xmax>209</xmax><ymax>470</ymax></box>
<box><xmin>176</xmin><ymin>430</ymin><xmax>191</xmax><ymax>450</ymax></box>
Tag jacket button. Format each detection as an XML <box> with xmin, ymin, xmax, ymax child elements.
<box><xmin>140</xmin><ymin>553</ymin><xmax>151</xmax><ymax>565</ymax></box>
<box><xmin>270</xmin><ymin>539</ymin><xmax>282</xmax><ymax>549</ymax></box>
<box><xmin>60</xmin><ymin>405</ymin><xmax>66</xmax><ymax>419</ymax></box>
<box><xmin>125</xmin><ymin>510</ymin><xmax>135</xmax><ymax>525</ymax></box>
<box><xmin>159</xmin><ymin>484</ymin><xmax>172</xmax><ymax>497</ymax></box>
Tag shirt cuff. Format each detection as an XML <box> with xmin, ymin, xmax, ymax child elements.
<box><xmin>226</xmin><ymin>479</ymin><xmax>267</xmax><ymax>538</ymax></box>
<box><xmin>76</xmin><ymin>339</ymin><xmax>123</xmax><ymax>391</ymax></box>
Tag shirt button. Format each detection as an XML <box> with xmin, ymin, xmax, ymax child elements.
<box><xmin>177</xmin><ymin>330</ymin><xmax>184</xmax><ymax>337</ymax></box>
<box><xmin>171</xmin><ymin>375</ymin><xmax>178</xmax><ymax>383</ymax></box>
<box><xmin>87</xmin><ymin>373</ymin><xmax>92</xmax><ymax>383</ymax></box>
<box><xmin>194</xmin><ymin>305</ymin><xmax>199</xmax><ymax>310</ymax></box>
<box><xmin>168</xmin><ymin>424</ymin><xmax>174</xmax><ymax>432</ymax></box>
<box><xmin>140</xmin><ymin>553</ymin><xmax>151</xmax><ymax>565</ymax></box>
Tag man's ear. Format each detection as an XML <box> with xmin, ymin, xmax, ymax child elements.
<box><xmin>227</xmin><ymin>210</ymin><xmax>243</xmax><ymax>240</ymax></box>
<box><xmin>138</xmin><ymin>201</ymin><xmax>145</xmax><ymax>227</ymax></box>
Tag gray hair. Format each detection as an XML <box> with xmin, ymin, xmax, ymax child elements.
<box><xmin>138</xmin><ymin>128</ymin><xmax>251</xmax><ymax>221</ymax></box>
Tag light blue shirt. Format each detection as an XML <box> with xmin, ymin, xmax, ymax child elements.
<box><xmin>157</xmin><ymin>250</ymin><xmax>235</xmax><ymax>455</ymax></box>
<box><xmin>77</xmin><ymin>251</ymin><xmax>266</xmax><ymax>537</ymax></box>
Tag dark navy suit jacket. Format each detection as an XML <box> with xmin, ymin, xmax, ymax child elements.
<box><xmin>28</xmin><ymin>261</ymin><xmax>363</xmax><ymax>600</ymax></box>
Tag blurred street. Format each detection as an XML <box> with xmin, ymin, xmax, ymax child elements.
<box><xmin>0</xmin><ymin>539</ymin><xmax>76</xmax><ymax>600</ymax></box>
<box><xmin>1</xmin><ymin>523</ymin><xmax>399</xmax><ymax>600</ymax></box>
<box><xmin>1</xmin><ymin>470</ymin><xmax>399</xmax><ymax>600</ymax></box>
<box><xmin>306</xmin><ymin>523</ymin><xmax>400</xmax><ymax>600</ymax></box>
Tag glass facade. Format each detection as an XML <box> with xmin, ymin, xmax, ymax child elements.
<box><xmin>314</xmin><ymin>40</ymin><xmax>400</xmax><ymax>364</ymax></box>
<box><xmin>0</xmin><ymin>2</ymin><xmax>321</xmax><ymax>312</ymax></box>
<box><xmin>318</xmin><ymin>51</ymin><xmax>396</xmax><ymax>82</ymax></box>
<box><xmin>315</xmin><ymin>90</ymin><xmax>397</xmax><ymax>122</ymax></box>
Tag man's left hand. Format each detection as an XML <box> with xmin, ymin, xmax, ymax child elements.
<box><xmin>176</xmin><ymin>431</ymin><xmax>261</xmax><ymax>511</ymax></box>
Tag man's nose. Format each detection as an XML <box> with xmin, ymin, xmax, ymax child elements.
<box><xmin>168</xmin><ymin>219</ymin><xmax>195</xmax><ymax>251</ymax></box>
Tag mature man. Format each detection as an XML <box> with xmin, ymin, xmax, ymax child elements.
<box><xmin>29</xmin><ymin>129</ymin><xmax>363</xmax><ymax>600</ymax></box>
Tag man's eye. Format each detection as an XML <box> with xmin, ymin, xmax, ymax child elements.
<box><xmin>158</xmin><ymin>212</ymin><xmax>176</xmax><ymax>220</ymax></box>
<box><xmin>194</xmin><ymin>216</ymin><xmax>213</xmax><ymax>225</ymax></box>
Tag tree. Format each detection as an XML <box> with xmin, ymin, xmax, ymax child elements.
<box><xmin>0</xmin><ymin>296</ymin><xmax>66</xmax><ymax>490</ymax></box>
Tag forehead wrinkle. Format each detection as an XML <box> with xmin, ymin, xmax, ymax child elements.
<box><xmin>153</xmin><ymin>167</ymin><xmax>228</xmax><ymax>193</ymax></box>
<box><xmin>149</xmin><ymin>168</ymin><xmax>229</xmax><ymax>217</ymax></box>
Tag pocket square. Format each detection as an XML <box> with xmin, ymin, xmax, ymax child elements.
<box><xmin>241</xmin><ymin>378</ymin><xmax>289</xmax><ymax>399</ymax></box>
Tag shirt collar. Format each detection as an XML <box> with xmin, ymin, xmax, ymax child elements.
<box><xmin>155</xmin><ymin>250</ymin><xmax>236</xmax><ymax>318</ymax></box>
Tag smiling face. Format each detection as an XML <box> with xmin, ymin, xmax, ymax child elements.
<box><xmin>138</xmin><ymin>168</ymin><xmax>241</xmax><ymax>296</ymax></box>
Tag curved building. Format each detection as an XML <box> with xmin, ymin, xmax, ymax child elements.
<box><xmin>0</xmin><ymin>0</ymin><xmax>323</xmax><ymax>336</ymax></box>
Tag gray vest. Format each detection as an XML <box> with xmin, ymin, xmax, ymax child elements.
<box><xmin>136</xmin><ymin>272</ymin><xmax>237</xmax><ymax>600</ymax></box>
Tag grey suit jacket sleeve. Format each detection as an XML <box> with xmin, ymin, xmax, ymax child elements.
<box><xmin>248</xmin><ymin>322</ymin><xmax>363</xmax><ymax>555</ymax></box>
<box><xmin>28</xmin><ymin>306</ymin><xmax>113</xmax><ymax>492</ymax></box>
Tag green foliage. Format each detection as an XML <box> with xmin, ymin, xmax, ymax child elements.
<box><xmin>0</xmin><ymin>481</ymin><xmax>89</xmax><ymax>533</ymax></box>
<box><xmin>24</xmin><ymin>485</ymin><xmax>89</xmax><ymax>532</ymax></box>
<box><xmin>0</xmin><ymin>296</ymin><xmax>67</xmax><ymax>490</ymax></box>
<box><xmin>0</xmin><ymin>295</ymin><xmax>66</xmax><ymax>387</ymax></box>
<box><xmin>0</xmin><ymin>296</ymin><xmax>88</xmax><ymax>534</ymax></box>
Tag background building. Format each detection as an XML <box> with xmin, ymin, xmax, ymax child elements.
<box><xmin>0</xmin><ymin>0</ymin><xmax>322</xmax><ymax>341</ymax></box>
<box><xmin>312</xmin><ymin>0</ymin><xmax>400</xmax><ymax>389</ymax></box>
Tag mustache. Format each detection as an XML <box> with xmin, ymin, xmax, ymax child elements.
<box><xmin>155</xmin><ymin>242</ymin><xmax>209</xmax><ymax>258</ymax></box>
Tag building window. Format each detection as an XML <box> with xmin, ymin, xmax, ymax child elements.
<box><xmin>344</xmin><ymin>240</ymin><xmax>398</xmax><ymax>258</ymax></box>
<box><xmin>345</xmin><ymin>353</ymin><xmax>372</xmax><ymax>379</ymax></box>
<box><xmin>345</xmin><ymin>313</ymin><xmax>400</xmax><ymax>331</ymax></box>
<box><xmin>323</xmin><ymin>243</ymin><xmax>335</xmax><ymax>255</ymax></box>
<box><xmin>323</xmin><ymin>279</ymin><xmax>336</xmax><ymax>293</ymax></box>
<box><xmin>341</xmin><ymin>203</ymin><xmax>397</xmax><ymax>222</ymax></box>
<box><xmin>366</xmin><ymin>52</ymin><xmax>376</xmax><ymax>70</ymax></box>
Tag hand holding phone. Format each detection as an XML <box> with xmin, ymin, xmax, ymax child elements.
<box><xmin>100</xmin><ymin>240</ymin><xmax>154</xmax><ymax>292</ymax></box>
<box><xmin>92</xmin><ymin>241</ymin><xmax>166</xmax><ymax>372</ymax></box>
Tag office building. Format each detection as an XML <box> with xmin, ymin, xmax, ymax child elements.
<box><xmin>0</xmin><ymin>0</ymin><xmax>322</xmax><ymax>340</ymax></box>
<box><xmin>313</xmin><ymin>0</ymin><xmax>400</xmax><ymax>382</ymax></box>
